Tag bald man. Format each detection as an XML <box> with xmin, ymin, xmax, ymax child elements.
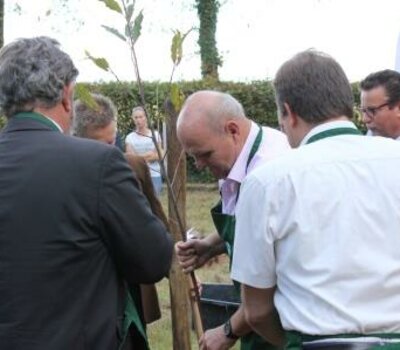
<box><xmin>175</xmin><ymin>91</ymin><xmax>290</xmax><ymax>350</ymax></box>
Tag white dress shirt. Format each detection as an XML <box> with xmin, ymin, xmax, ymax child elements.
<box><xmin>232</xmin><ymin>121</ymin><xmax>400</xmax><ymax>335</ymax></box>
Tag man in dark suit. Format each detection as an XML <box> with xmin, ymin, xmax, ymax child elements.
<box><xmin>0</xmin><ymin>36</ymin><xmax>173</xmax><ymax>350</ymax></box>
<box><xmin>73</xmin><ymin>93</ymin><xmax>169</xmax><ymax>349</ymax></box>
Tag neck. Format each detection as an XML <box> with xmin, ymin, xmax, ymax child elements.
<box><xmin>34</xmin><ymin>106</ymin><xmax>69</xmax><ymax>133</ymax></box>
<box><xmin>302</xmin><ymin>116</ymin><xmax>349</xmax><ymax>137</ymax></box>
<box><xmin>237</xmin><ymin>119</ymin><xmax>252</xmax><ymax>150</ymax></box>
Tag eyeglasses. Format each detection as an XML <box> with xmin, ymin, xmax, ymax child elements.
<box><xmin>359</xmin><ymin>102</ymin><xmax>390</xmax><ymax>118</ymax></box>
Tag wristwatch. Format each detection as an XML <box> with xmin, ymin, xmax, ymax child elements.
<box><xmin>223</xmin><ymin>319</ymin><xmax>239</xmax><ymax>340</ymax></box>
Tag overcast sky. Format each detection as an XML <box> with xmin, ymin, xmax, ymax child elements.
<box><xmin>5</xmin><ymin>0</ymin><xmax>400</xmax><ymax>83</ymax></box>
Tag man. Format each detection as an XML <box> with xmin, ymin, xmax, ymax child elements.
<box><xmin>231</xmin><ymin>50</ymin><xmax>400</xmax><ymax>350</ymax></box>
<box><xmin>0</xmin><ymin>37</ymin><xmax>173</xmax><ymax>350</ymax></box>
<box><xmin>74</xmin><ymin>93</ymin><xmax>169</xmax><ymax>349</ymax></box>
<box><xmin>175</xmin><ymin>90</ymin><xmax>289</xmax><ymax>350</ymax></box>
<box><xmin>360</xmin><ymin>69</ymin><xmax>400</xmax><ymax>139</ymax></box>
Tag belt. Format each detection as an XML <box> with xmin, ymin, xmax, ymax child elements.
<box><xmin>302</xmin><ymin>341</ymin><xmax>393</xmax><ymax>350</ymax></box>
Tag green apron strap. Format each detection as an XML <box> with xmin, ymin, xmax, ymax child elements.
<box><xmin>236</xmin><ymin>124</ymin><xmax>263</xmax><ymax>202</ymax></box>
<box><xmin>246</xmin><ymin>125</ymin><xmax>263</xmax><ymax>168</ymax></box>
<box><xmin>306</xmin><ymin>127</ymin><xmax>361</xmax><ymax>144</ymax></box>
<box><xmin>13</xmin><ymin>111</ymin><xmax>61</xmax><ymax>132</ymax></box>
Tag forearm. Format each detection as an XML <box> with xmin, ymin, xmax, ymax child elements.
<box><xmin>242</xmin><ymin>284</ymin><xmax>285</xmax><ymax>347</ymax></box>
<box><xmin>229</xmin><ymin>304</ymin><xmax>253</xmax><ymax>337</ymax></box>
<box><xmin>204</xmin><ymin>233</ymin><xmax>226</xmax><ymax>257</ymax></box>
<box><xmin>247</xmin><ymin>307</ymin><xmax>285</xmax><ymax>346</ymax></box>
<box><xmin>142</xmin><ymin>150</ymin><xmax>159</xmax><ymax>162</ymax></box>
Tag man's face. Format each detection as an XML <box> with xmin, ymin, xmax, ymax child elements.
<box><xmin>178</xmin><ymin>122</ymin><xmax>238</xmax><ymax>179</ymax></box>
<box><xmin>360</xmin><ymin>86</ymin><xmax>400</xmax><ymax>138</ymax></box>
<box><xmin>86</xmin><ymin>121</ymin><xmax>117</xmax><ymax>145</ymax></box>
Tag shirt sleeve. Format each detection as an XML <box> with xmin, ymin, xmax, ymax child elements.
<box><xmin>98</xmin><ymin>147</ymin><xmax>173</xmax><ymax>285</ymax></box>
<box><xmin>231</xmin><ymin>172</ymin><xmax>277</xmax><ymax>289</ymax></box>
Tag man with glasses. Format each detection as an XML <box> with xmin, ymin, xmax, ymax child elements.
<box><xmin>360</xmin><ymin>69</ymin><xmax>400</xmax><ymax>139</ymax></box>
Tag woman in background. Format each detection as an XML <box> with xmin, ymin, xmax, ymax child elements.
<box><xmin>126</xmin><ymin>106</ymin><xmax>164</xmax><ymax>196</ymax></box>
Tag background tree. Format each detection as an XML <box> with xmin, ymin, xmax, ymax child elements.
<box><xmin>0</xmin><ymin>0</ymin><xmax>3</xmax><ymax>48</ymax></box>
<box><xmin>195</xmin><ymin>0</ymin><xmax>222</xmax><ymax>80</ymax></box>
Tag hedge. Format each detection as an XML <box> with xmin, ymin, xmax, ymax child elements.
<box><xmin>0</xmin><ymin>80</ymin><xmax>364</xmax><ymax>182</ymax></box>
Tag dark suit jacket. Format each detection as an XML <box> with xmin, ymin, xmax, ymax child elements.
<box><xmin>0</xmin><ymin>116</ymin><xmax>173</xmax><ymax>350</ymax></box>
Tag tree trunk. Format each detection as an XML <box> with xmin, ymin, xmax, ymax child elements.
<box><xmin>196</xmin><ymin>0</ymin><xmax>221</xmax><ymax>80</ymax></box>
<box><xmin>0</xmin><ymin>0</ymin><xmax>4</xmax><ymax>48</ymax></box>
<box><xmin>165</xmin><ymin>100</ymin><xmax>192</xmax><ymax>350</ymax></box>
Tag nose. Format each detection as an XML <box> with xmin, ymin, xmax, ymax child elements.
<box><xmin>361</xmin><ymin>111</ymin><xmax>372</xmax><ymax>125</ymax></box>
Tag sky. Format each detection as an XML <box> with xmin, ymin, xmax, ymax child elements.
<box><xmin>5</xmin><ymin>0</ymin><xmax>400</xmax><ymax>83</ymax></box>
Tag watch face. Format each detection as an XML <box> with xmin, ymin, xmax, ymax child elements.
<box><xmin>223</xmin><ymin>321</ymin><xmax>230</xmax><ymax>336</ymax></box>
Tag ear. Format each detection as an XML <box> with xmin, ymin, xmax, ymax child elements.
<box><xmin>283</xmin><ymin>103</ymin><xmax>298</xmax><ymax>128</ymax></box>
<box><xmin>225</xmin><ymin>120</ymin><xmax>240</xmax><ymax>139</ymax></box>
<box><xmin>61</xmin><ymin>82</ymin><xmax>74</xmax><ymax>113</ymax></box>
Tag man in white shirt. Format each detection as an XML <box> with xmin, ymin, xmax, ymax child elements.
<box><xmin>175</xmin><ymin>90</ymin><xmax>289</xmax><ymax>350</ymax></box>
<box><xmin>231</xmin><ymin>50</ymin><xmax>400</xmax><ymax>350</ymax></box>
<box><xmin>360</xmin><ymin>69</ymin><xmax>400</xmax><ymax>140</ymax></box>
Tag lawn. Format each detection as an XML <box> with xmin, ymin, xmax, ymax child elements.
<box><xmin>147</xmin><ymin>185</ymin><xmax>240</xmax><ymax>350</ymax></box>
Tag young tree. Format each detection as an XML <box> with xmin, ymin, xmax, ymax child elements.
<box><xmin>195</xmin><ymin>0</ymin><xmax>222</xmax><ymax>80</ymax></box>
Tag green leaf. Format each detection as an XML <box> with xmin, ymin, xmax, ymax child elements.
<box><xmin>125</xmin><ymin>3</ymin><xmax>134</xmax><ymax>23</ymax></box>
<box><xmin>171</xmin><ymin>83</ymin><xmax>185</xmax><ymax>111</ymax></box>
<box><xmin>74</xmin><ymin>84</ymin><xmax>99</xmax><ymax>111</ymax></box>
<box><xmin>171</xmin><ymin>30</ymin><xmax>182</xmax><ymax>65</ymax></box>
<box><xmin>131</xmin><ymin>10</ymin><xmax>143</xmax><ymax>43</ymax></box>
<box><xmin>85</xmin><ymin>50</ymin><xmax>110</xmax><ymax>72</ymax></box>
<box><xmin>101</xmin><ymin>25</ymin><xmax>126</xmax><ymax>42</ymax></box>
<box><xmin>98</xmin><ymin>0</ymin><xmax>122</xmax><ymax>14</ymax></box>
<box><xmin>171</xmin><ymin>28</ymin><xmax>193</xmax><ymax>65</ymax></box>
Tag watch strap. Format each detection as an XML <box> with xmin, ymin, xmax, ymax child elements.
<box><xmin>224</xmin><ymin>319</ymin><xmax>239</xmax><ymax>340</ymax></box>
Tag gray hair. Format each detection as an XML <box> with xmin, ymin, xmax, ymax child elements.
<box><xmin>274</xmin><ymin>50</ymin><xmax>353</xmax><ymax>123</ymax></box>
<box><xmin>73</xmin><ymin>93</ymin><xmax>117</xmax><ymax>138</ymax></box>
<box><xmin>0</xmin><ymin>36</ymin><xmax>79</xmax><ymax>118</ymax></box>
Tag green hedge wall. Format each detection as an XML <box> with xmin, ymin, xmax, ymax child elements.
<box><xmin>83</xmin><ymin>80</ymin><xmax>364</xmax><ymax>182</ymax></box>
<box><xmin>0</xmin><ymin>80</ymin><xmax>364</xmax><ymax>182</ymax></box>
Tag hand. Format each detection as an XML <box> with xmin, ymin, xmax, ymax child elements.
<box><xmin>199</xmin><ymin>325</ymin><xmax>237</xmax><ymax>350</ymax></box>
<box><xmin>174</xmin><ymin>238</ymin><xmax>213</xmax><ymax>273</ymax></box>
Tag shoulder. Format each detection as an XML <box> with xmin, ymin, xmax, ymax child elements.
<box><xmin>261</xmin><ymin>126</ymin><xmax>289</xmax><ymax>146</ymax></box>
<box><xmin>250</xmin><ymin>126</ymin><xmax>290</xmax><ymax>166</ymax></box>
<box><xmin>64</xmin><ymin>135</ymin><xmax>124</xmax><ymax>164</ymax></box>
<box><xmin>125</xmin><ymin>131</ymin><xmax>137</xmax><ymax>141</ymax></box>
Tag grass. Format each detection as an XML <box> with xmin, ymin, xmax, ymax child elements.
<box><xmin>147</xmin><ymin>186</ymin><xmax>240</xmax><ymax>350</ymax></box>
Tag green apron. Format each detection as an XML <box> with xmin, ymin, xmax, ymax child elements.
<box><xmin>12</xmin><ymin>112</ymin><xmax>149</xmax><ymax>350</ymax></box>
<box><xmin>211</xmin><ymin>126</ymin><xmax>277</xmax><ymax>350</ymax></box>
<box><xmin>285</xmin><ymin>331</ymin><xmax>400</xmax><ymax>350</ymax></box>
<box><xmin>120</xmin><ymin>286</ymin><xmax>149</xmax><ymax>350</ymax></box>
<box><xmin>284</xmin><ymin>126</ymin><xmax>400</xmax><ymax>349</ymax></box>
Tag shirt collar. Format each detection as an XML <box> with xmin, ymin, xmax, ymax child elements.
<box><xmin>42</xmin><ymin>115</ymin><xmax>63</xmax><ymax>132</ymax></box>
<box><xmin>300</xmin><ymin>120</ymin><xmax>357</xmax><ymax>146</ymax></box>
<box><xmin>226</xmin><ymin>121</ymin><xmax>259</xmax><ymax>184</ymax></box>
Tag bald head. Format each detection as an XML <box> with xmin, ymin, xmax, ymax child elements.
<box><xmin>176</xmin><ymin>90</ymin><xmax>251</xmax><ymax>179</ymax></box>
<box><xmin>177</xmin><ymin>90</ymin><xmax>246</xmax><ymax>136</ymax></box>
